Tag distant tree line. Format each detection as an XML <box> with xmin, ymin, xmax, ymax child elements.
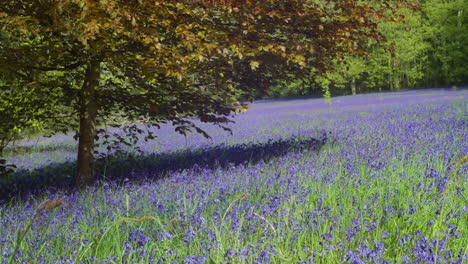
<box><xmin>265</xmin><ymin>0</ymin><xmax>467</xmax><ymax>98</ymax></box>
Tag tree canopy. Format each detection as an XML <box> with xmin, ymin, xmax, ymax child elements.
<box><xmin>267</xmin><ymin>0</ymin><xmax>467</xmax><ymax>97</ymax></box>
<box><xmin>0</xmin><ymin>0</ymin><xmax>412</xmax><ymax>185</ymax></box>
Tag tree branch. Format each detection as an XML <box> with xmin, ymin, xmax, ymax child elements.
<box><xmin>28</xmin><ymin>61</ymin><xmax>83</xmax><ymax>71</ymax></box>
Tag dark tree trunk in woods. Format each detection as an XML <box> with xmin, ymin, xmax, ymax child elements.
<box><xmin>351</xmin><ymin>77</ymin><xmax>357</xmax><ymax>95</ymax></box>
<box><xmin>77</xmin><ymin>60</ymin><xmax>100</xmax><ymax>186</ymax></box>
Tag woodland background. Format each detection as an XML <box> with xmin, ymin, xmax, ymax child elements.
<box><xmin>267</xmin><ymin>0</ymin><xmax>467</xmax><ymax>98</ymax></box>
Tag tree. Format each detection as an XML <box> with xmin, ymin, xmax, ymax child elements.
<box><xmin>0</xmin><ymin>82</ymin><xmax>45</xmax><ymax>176</ymax></box>
<box><xmin>0</xmin><ymin>59</ymin><xmax>74</xmax><ymax>176</ymax></box>
<box><xmin>330</xmin><ymin>0</ymin><xmax>467</xmax><ymax>94</ymax></box>
<box><xmin>0</xmin><ymin>0</ymin><xmax>409</xmax><ymax>186</ymax></box>
<box><xmin>423</xmin><ymin>0</ymin><xmax>468</xmax><ymax>87</ymax></box>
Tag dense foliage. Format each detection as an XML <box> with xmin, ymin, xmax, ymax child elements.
<box><xmin>1</xmin><ymin>89</ymin><xmax>466</xmax><ymax>263</ymax></box>
<box><xmin>267</xmin><ymin>0</ymin><xmax>468</xmax><ymax>98</ymax></box>
<box><xmin>0</xmin><ymin>0</ymin><xmax>411</xmax><ymax>183</ymax></box>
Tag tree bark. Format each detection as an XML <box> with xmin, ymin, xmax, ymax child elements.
<box><xmin>77</xmin><ymin>60</ymin><xmax>100</xmax><ymax>186</ymax></box>
<box><xmin>351</xmin><ymin>77</ymin><xmax>357</xmax><ymax>95</ymax></box>
<box><xmin>458</xmin><ymin>9</ymin><xmax>462</xmax><ymax>28</ymax></box>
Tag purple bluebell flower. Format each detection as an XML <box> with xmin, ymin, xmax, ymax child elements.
<box><xmin>128</xmin><ymin>228</ymin><xmax>150</xmax><ymax>247</ymax></box>
<box><xmin>224</xmin><ymin>249</ymin><xmax>235</xmax><ymax>258</ymax></box>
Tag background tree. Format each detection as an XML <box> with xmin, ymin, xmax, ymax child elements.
<box><xmin>423</xmin><ymin>0</ymin><xmax>467</xmax><ymax>87</ymax></box>
<box><xmin>342</xmin><ymin>6</ymin><xmax>431</xmax><ymax>93</ymax></box>
<box><xmin>270</xmin><ymin>0</ymin><xmax>467</xmax><ymax>97</ymax></box>
<box><xmin>0</xmin><ymin>0</ymin><xmax>409</xmax><ymax>186</ymax></box>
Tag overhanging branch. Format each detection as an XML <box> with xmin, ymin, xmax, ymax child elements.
<box><xmin>28</xmin><ymin>61</ymin><xmax>83</xmax><ymax>71</ymax></box>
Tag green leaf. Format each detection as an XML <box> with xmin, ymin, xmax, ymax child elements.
<box><xmin>249</xmin><ymin>61</ymin><xmax>260</xmax><ymax>71</ymax></box>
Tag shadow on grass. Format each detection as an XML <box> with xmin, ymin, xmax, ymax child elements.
<box><xmin>0</xmin><ymin>135</ymin><xmax>325</xmax><ymax>202</ymax></box>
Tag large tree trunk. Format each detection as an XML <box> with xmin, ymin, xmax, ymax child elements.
<box><xmin>77</xmin><ymin>60</ymin><xmax>100</xmax><ymax>186</ymax></box>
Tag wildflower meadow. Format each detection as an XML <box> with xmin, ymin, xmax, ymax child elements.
<box><xmin>0</xmin><ymin>88</ymin><xmax>467</xmax><ymax>263</ymax></box>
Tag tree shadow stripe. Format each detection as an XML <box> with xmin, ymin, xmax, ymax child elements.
<box><xmin>0</xmin><ymin>136</ymin><xmax>325</xmax><ymax>202</ymax></box>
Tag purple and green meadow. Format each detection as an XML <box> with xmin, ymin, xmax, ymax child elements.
<box><xmin>1</xmin><ymin>89</ymin><xmax>467</xmax><ymax>263</ymax></box>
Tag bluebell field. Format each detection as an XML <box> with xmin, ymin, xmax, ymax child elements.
<box><xmin>0</xmin><ymin>89</ymin><xmax>467</xmax><ymax>263</ymax></box>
